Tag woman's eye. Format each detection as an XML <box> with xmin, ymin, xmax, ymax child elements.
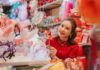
<box><xmin>61</xmin><ymin>24</ymin><xmax>64</xmax><ymax>27</ymax></box>
<box><xmin>65</xmin><ymin>27</ymin><xmax>69</xmax><ymax>30</ymax></box>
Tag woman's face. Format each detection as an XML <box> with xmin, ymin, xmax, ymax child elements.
<box><xmin>58</xmin><ymin>20</ymin><xmax>72</xmax><ymax>40</ymax></box>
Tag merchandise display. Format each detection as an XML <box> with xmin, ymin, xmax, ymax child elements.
<box><xmin>0</xmin><ymin>0</ymin><xmax>98</xmax><ymax>70</ymax></box>
<box><xmin>59</xmin><ymin>0</ymin><xmax>75</xmax><ymax>20</ymax></box>
<box><xmin>38</xmin><ymin>0</ymin><xmax>55</xmax><ymax>7</ymax></box>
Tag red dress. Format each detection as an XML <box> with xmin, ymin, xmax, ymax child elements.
<box><xmin>46</xmin><ymin>37</ymin><xmax>87</xmax><ymax>70</ymax></box>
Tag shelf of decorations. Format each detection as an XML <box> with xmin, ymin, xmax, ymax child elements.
<box><xmin>38</xmin><ymin>0</ymin><xmax>63</xmax><ymax>11</ymax></box>
<box><xmin>37</xmin><ymin>14</ymin><xmax>60</xmax><ymax>28</ymax></box>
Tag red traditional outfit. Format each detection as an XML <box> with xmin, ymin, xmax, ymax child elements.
<box><xmin>46</xmin><ymin>37</ymin><xmax>87</xmax><ymax>70</ymax></box>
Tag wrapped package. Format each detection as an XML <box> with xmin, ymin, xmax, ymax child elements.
<box><xmin>27</xmin><ymin>33</ymin><xmax>50</xmax><ymax>60</ymax></box>
<box><xmin>81</xmin><ymin>25</ymin><xmax>93</xmax><ymax>46</ymax></box>
<box><xmin>19</xmin><ymin>25</ymin><xmax>50</xmax><ymax>60</ymax></box>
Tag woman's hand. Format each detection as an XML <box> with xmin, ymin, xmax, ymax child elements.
<box><xmin>47</xmin><ymin>46</ymin><xmax>57</xmax><ymax>58</ymax></box>
<box><xmin>64</xmin><ymin>58</ymin><xmax>84</xmax><ymax>70</ymax></box>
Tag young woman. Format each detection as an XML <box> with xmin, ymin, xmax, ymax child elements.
<box><xmin>46</xmin><ymin>18</ymin><xmax>87</xmax><ymax>70</ymax></box>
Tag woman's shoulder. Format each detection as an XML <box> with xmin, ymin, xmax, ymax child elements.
<box><xmin>46</xmin><ymin>37</ymin><xmax>57</xmax><ymax>45</ymax></box>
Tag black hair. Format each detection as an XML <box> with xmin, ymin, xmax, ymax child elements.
<box><xmin>62</xmin><ymin>18</ymin><xmax>77</xmax><ymax>45</ymax></box>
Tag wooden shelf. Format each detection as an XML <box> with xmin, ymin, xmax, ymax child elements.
<box><xmin>38</xmin><ymin>0</ymin><xmax>63</xmax><ymax>11</ymax></box>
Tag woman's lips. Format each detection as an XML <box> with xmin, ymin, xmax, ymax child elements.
<box><xmin>60</xmin><ymin>32</ymin><xmax>65</xmax><ymax>35</ymax></box>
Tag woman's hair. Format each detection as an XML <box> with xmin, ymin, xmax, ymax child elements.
<box><xmin>62</xmin><ymin>18</ymin><xmax>77</xmax><ymax>45</ymax></box>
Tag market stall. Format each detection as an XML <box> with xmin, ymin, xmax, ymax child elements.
<box><xmin>0</xmin><ymin>0</ymin><xmax>98</xmax><ymax>70</ymax></box>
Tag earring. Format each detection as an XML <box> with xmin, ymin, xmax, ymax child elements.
<box><xmin>69</xmin><ymin>35</ymin><xmax>71</xmax><ymax>38</ymax></box>
<box><xmin>69</xmin><ymin>34</ymin><xmax>72</xmax><ymax>39</ymax></box>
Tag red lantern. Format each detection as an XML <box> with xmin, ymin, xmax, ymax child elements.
<box><xmin>78</xmin><ymin>0</ymin><xmax>100</xmax><ymax>24</ymax></box>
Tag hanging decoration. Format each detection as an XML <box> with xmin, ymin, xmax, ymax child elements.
<box><xmin>59</xmin><ymin>0</ymin><xmax>75</xmax><ymax>20</ymax></box>
<box><xmin>78</xmin><ymin>0</ymin><xmax>100</xmax><ymax>24</ymax></box>
<box><xmin>0</xmin><ymin>41</ymin><xmax>16</xmax><ymax>61</ymax></box>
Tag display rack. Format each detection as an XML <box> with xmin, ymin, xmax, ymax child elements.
<box><xmin>38</xmin><ymin>0</ymin><xmax>63</xmax><ymax>11</ymax></box>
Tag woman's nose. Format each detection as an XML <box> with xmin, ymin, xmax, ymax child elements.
<box><xmin>61</xmin><ymin>27</ymin><xmax>65</xmax><ymax>31</ymax></box>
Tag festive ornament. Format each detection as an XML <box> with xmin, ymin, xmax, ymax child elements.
<box><xmin>0</xmin><ymin>41</ymin><xmax>16</xmax><ymax>61</ymax></box>
<box><xmin>70</xmin><ymin>13</ymin><xmax>82</xmax><ymax>27</ymax></box>
<box><xmin>78</xmin><ymin>0</ymin><xmax>100</xmax><ymax>24</ymax></box>
<box><xmin>59</xmin><ymin>0</ymin><xmax>75</xmax><ymax>20</ymax></box>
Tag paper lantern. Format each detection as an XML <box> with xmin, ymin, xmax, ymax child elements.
<box><xmin>78</xmin><ymin>0</ymin><xmax>100</xmax><ymax>24</ymax></box>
